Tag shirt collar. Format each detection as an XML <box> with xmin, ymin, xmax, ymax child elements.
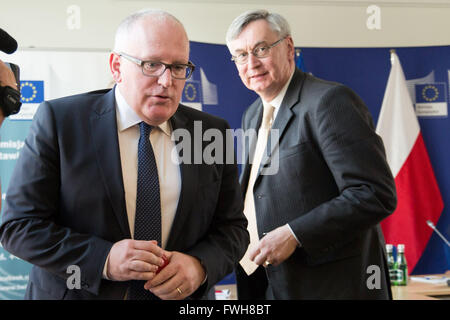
<box><xmin>115</xmin><ymin>86</ymin><xmax>172</xmax><ymax>136</ymax></box>
<box><xmin>261</xmin><ymin>69</ymin><xmax>295</xmax><ymax>112</ymax></box>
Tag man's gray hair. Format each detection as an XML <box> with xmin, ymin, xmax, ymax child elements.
<box><xmin>226</xmin><ymin>9</ymin><xmax>291</xmax><ymax>45</ymax></box>
<box><xmin>113</xmin><ymin>9</ymin><xmax>186</xmax><ymax>52</ymax></box>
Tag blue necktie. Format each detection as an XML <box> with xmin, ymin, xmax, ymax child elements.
<box><xmin>128</xmin><ymin>122</ymin><xmax>161</xmax><ymax>300</ymax></box>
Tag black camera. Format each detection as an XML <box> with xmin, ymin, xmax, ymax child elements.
<box><xmin>0</xmin><ymin>62</ymin><xmax>22</xmax><ymax>117</ymax></box>
<box><xmin>0</xmin><ymin>28</ymin><xmax>22</xmax><ymax>117</ymax></box>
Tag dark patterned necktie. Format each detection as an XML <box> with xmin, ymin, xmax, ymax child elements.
<box><xmin>128</xmin><ymin>122</ymin><xmax>161</xmax><ymax>300</ymax></box>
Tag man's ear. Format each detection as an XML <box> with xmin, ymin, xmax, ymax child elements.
<box><xmin>109</xmin><ymin>52</ymin><xmax>122</xmax><ymax>83</ymax></box>
<box><xmin>285</xmin><ymin>36</ymin><xmax>295</xmax><ymax>61</ymax></box>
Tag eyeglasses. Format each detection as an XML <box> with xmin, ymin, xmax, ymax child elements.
<box><xmin>231</xmin><ymin>37</ymin><xmax>286</xmax><ymax>65</ymax></box>
<box><xmin>117</xmin><ymin>52</ymin><xmax>195</xmax><ymax>80</ymax></box>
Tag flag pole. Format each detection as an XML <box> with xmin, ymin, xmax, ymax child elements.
<box><xmin>295</xmin><ymin>48</ymin><xmax>305</xmax><ymax>72</ymax></box>
<box><xmin>389</xmin><ymin>49</ymin><xmax>396</xmax><ymax>65</ymax></box>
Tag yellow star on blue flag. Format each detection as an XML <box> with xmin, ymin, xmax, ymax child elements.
<box><xmin>416</xmin><ymin>83</ymin><xmax>446</xmax><ymax>103</ymax></box>
<box><xmin>21</xmin><ymin>80</ymin><xmax>44</xmax><ymax>103</ymax></box>
<box><xmin>182</xmin><ymin>80</ymin><xmax>201</xmax><ymax>103</ymax></box>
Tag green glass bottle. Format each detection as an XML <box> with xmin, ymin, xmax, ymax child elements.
<box><xmin>386</xmin><ymin>244</ymin><xmax>396</xmax><ymax>285</ymax></box>
<box><xmin>393</xmin><ymin>244</ymin><xmax>408</xmax><ymax>286</ymax></box>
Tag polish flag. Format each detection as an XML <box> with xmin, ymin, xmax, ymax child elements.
<box><xmin>376</xmin><ymin>51</ymin><xmax>444</xmax><ymax>273</ymax></box>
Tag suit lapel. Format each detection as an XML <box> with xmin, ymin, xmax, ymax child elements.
<box><xmin>165</xmin><ymin>107</ymin><xmax>198</xmax><ymax>250</ymax></box>
<box><xmin>240</xmin><ymin>100</ymin><xmax>263</xmax><ymax>189</ymax></box>
<box><xmin>260</xmin><ymin>69</ymin><xmax>305</xmax><ymax>170</ymax></box>
<box><xmin>89</xmin><ymin>88</ymin><xmax>130</xmax><ymax>238</ymax></box>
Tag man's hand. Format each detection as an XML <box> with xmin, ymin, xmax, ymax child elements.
<box><xmin>249</xmin><ymin>224</ymin><xmax>298</xmax><ymax>267</ymax></box>
<box><xmin>106</xmin><ymin>239</ymin><xmax>168</xmax><ymax>281</ymax></box>
<box><xmin>144</xmin><ymin>251</ymin><xmax>206</xmax><ymax>300</ymax></box>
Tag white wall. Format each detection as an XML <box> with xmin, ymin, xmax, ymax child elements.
<box><xmin>1</xmin><ymin>0</ymin><xmax>450</xmax><ymax>51</ymax></box>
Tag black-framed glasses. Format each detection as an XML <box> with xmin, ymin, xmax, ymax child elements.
<box><xmin>231</xmin><ymin>37</ymin><xmax>287</xmax><ymax>65</ymax></box>
<box><xmin>117</xmin><ymin>52</ymin><xmax>195</xmax><ymax>80</ymax></box>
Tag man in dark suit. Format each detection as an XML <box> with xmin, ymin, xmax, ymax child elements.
<box><xmin>0</xmin><ymin>9</ymin><xmax>248</xmax><ymax>300</ymax></box>
<box><xmin>226</xmin><ymin>10</ymin><xmax>397</xmax><ymax>299</ymax></box>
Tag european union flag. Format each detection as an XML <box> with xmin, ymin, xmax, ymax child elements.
<box><xmin>20</xmin><ymin>80</ymin><xmax>44</xmax><ymax>104</ymax></box>
<box><xmin>415</xmin><ymin>83</ymin><xmax>446</xmax><ymax>103</ymax></box>
<box><xmin>182</xmin><ymin>80</ymin><xmax>201</xmax><ymax>103</ymax></box>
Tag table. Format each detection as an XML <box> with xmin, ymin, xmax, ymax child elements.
<box><xmin>392</xmin><ymin>272</ymin><xmax>450</xmax><ymax>300</ymax></box>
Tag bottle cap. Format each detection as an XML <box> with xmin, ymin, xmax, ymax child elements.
<box><xmin>386</xmin><ymin>244</ymin><xmax>393</xmax><ymax>251</ymax></box>
<box><xmin>397</xmin><ymin>244</ymin><xmax>405</xmax><ymax>252</ymax></box>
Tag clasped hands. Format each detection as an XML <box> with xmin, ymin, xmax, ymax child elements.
<box><xmin>106</xmin><ymin>239</ymin><xmax>205</xmax><ymax>300</ymax></box>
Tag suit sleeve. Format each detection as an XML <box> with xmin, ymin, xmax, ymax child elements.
<box><xmin>185</xmin><ymin>119</ymin><xmax>249</xmax><ymax>295</ymax></box>
<box><xmin>0</xmin><ymin>102</ymin><xmax>113</xmax><ymax>295</ymax></box>
<box><xmin>289</xmin><ymin>85</ymin><xmax>397</xmax><ymax>261</ymax></box>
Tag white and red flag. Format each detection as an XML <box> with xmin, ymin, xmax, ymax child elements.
<box><xmin>376</xmin><ymin>51</ymin><xmax>444</xmax><ymax>273</ymax></box>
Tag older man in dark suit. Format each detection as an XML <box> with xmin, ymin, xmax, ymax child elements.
<box><xmin>227</xmin><ymin>10</ymin><xmax>396</xmax><ymax>299</ymax></box>
<box><xmin>0</xmin><ymin>9</ymin><xmax>249</xmax><ymax>300</ymax></box>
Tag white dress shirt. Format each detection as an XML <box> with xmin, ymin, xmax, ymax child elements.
<box><xmin>103</xmin><ymin>87</ymin><xmax>182</xmax><ymax>280</ymax></box>
<box><xmin>104</xmin><ymin>88</ymin><xmax>208</xmax><ymax>287</ymax></box>
<box><xmin>260</xmin><ymin>69</ymin><xmax>294</xmax><ymax>124</ymax></box>
<box><xmin>115</xmin><ymin>87</ymin><xmax>181</xmax><ymax>248</ymax></box>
